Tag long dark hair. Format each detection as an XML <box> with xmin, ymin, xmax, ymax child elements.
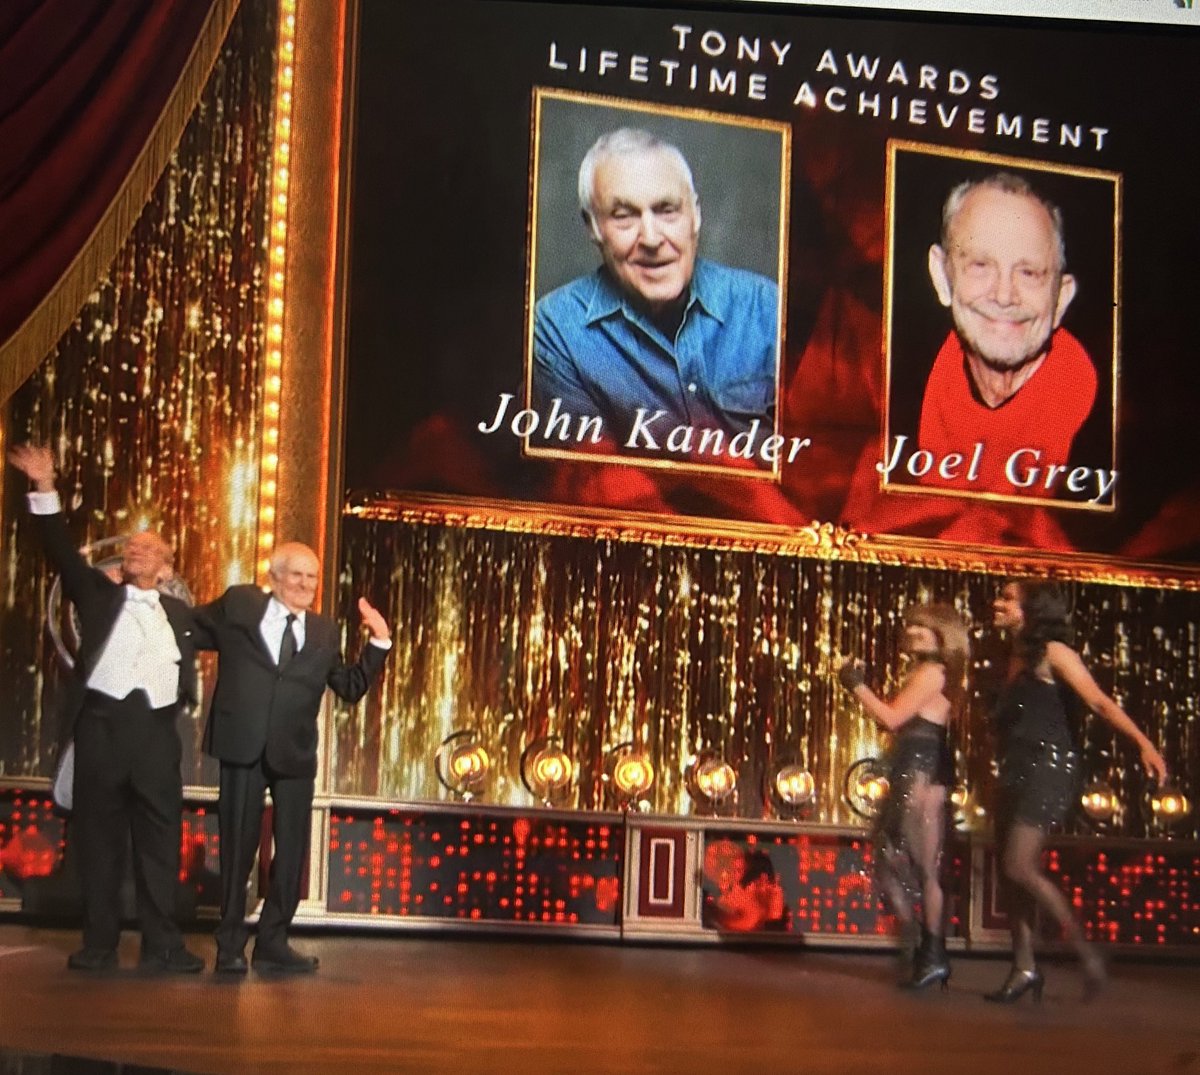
<box><xmin>1010</xmin><ymin>579</ymin><xmax>1074</xmax><ymax>667</ymax></box>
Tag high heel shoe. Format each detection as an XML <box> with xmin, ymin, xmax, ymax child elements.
<box><xmin>983</xmin><ymin>966</ymin><xmax>1044</xmax><ymax>1004</ymax></box>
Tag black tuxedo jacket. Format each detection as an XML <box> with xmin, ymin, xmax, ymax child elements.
<box><xmin>32</xmin><ymin>509</ymin><xmax>198</xmax><ymax>750</ymax></box>
<box><xmin>194</xmin><ymin>584</ymin><xmax>387</xmax><ymax>777</ymax></box>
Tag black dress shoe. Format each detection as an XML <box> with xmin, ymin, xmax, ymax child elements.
<box><xmin>251</xmin><ymin>944</ymin><xmax>319</xmax><ymax>974</ymax></box>
<box><xmin>139</xmin><ymin>945</ymin><xmax>205</xmax><ymax>974</ymax></box>
<box><xmin>215</xmin><ymin>950</ymin><xmax>249</xmax><ymax>975</ymax></box>
<box><xmin>67</xmin><ymin>947</ymin><xmax>117</xmax><ymax>972</ymax></box>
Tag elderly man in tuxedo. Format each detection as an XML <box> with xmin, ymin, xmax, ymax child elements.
<box><xmin>195</xmin><ymin>542</ymin><xmax>390</xmax><ymax>974</ymax></box>
<box><xmin>9</xmin><ymin>444</ymin><xmax>204</xmax><ymax>973</ymax></box>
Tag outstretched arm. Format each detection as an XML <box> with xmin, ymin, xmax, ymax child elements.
<box><xmin>1047</xmin><ymin>640</ymin><xmax>1168</xmax><ymax>783</ymax></box>
<box><xmin>837</xmin><ymin>659</ymin><xmax>947</xmax><ymax>732</ymax></box>
<box><xmin>188</xmin><ymin>595</ymin><xmax>226</xmax><ymax>652</ymax></box>
<box><xmin>8</xmin><ymin>443</ymin><xmax>105</xmax><ymax>602</ymax></box>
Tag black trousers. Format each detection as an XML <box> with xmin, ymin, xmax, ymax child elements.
<box><xmin>215</xmin><ymin>755</ymin><xmax>313</xmax><ymax>955</ymax></box>
<box><xmin>71</xmin><ymin>690</ymin><xmax>184</xmax><ymax>953</ymax></box>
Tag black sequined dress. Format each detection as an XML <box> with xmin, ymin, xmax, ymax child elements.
<box><xmin>875</xmin><ymin>716</ymin><xmax>954</xmax><ymax>844</ymax></box>
<box><xmin>994</xmin><ymin>671</ymin><xmax>1080</xmax><ymax>830</ymax></box>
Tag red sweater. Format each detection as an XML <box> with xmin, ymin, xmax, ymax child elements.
<box><xmin>917</xmin><ymin>328</ymin><xmax>1097</xmax><ymax>496</ymax></box>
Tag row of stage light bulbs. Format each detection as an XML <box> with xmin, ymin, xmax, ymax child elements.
<box><xmin>434</xmin><ymin>728</ymin><xmax>1193</xmax><ymax>828</ymax></box>
<box><xmin>434</xmin><ymin>730</ymin><xmax>808</xmax><ymax>811</ymax></box>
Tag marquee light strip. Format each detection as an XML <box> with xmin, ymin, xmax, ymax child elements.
<box><xmin>258</xmin><ymin>0</ymin><xmax>297</xmax><ymax>577</ymax></box>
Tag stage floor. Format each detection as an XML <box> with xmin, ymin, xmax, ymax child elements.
<box><xmin>0</xmin><ymin>924</ymin><xmax>1197</xmax><ymax>1075</ymax></box>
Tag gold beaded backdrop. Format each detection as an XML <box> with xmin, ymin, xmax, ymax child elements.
<box><xmin>0</xmin><ymin>0</ymin><xmax>1194</xmax><ymax>847</ymax></box>
<box><xmin>0</xmin><ymin>0</ymin><xmax>277</xmax><ymax>785</ymax></box>
<box><xmin>335</xmin><ymin>514</ymin><xmax>1199</xmax><ymax>837</ymax></box>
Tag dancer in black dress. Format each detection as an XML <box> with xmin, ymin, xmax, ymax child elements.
<box><xmin>839</xmin><ymin>603</ymin><xmax>969</xmax><ymax>991</ymax></box>
<box><xmin>986</xmin><ymin>579</ymin><xmax>1168</xmax><ymax>1003</ymax></box>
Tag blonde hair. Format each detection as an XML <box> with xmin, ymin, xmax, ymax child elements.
<box><xmin>904</xmin><ymin>603</ymin><xmax>971</xmax><ymax>710</ymax></box>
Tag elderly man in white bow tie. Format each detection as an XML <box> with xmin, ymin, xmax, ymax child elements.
<box><xmin>9</xmin><ymin>443</ymin><xmax>204</xmax><ymax>974</ymax></box>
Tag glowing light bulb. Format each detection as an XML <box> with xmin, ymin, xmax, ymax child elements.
<box><xmin>774</xmin><ymin>764</ymin><xmax>816</xmax><ymax>807</ymax></box>
<box><xmin>1081</xmin><ymin>780</ymin><xmax>1120</xmax><ymax>821</ymax></box>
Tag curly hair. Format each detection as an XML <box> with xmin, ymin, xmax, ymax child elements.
<box><xmin>1009</xmin><ymin>579</ymin><xmax>1074</xmax><ymax>666</ymax></box>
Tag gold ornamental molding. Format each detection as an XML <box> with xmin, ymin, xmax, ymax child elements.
<box><xmin>345</xmin><ymin>492</ymin><xmax>1200</xmax><ymax>590</ymax></box>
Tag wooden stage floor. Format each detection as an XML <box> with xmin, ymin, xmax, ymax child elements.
<box><xmin>0</xmin><ymin>924</ymin><xmax>1197</xmax><ymax>1075</ymax></box>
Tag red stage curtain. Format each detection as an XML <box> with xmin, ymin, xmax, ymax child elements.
<box><xmin>0</xmin><ymin>0</ymin><xmax>240</xmax><ymax>404</ymax></box>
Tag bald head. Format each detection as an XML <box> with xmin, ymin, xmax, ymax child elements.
<box><xmin>122</xmin><ymin>530</ymin><xmax>173</xmax><ymax>590</ymax></box>
<box><xmin>268</xmin><ymin>541</ymin><xmax>320</xmax><ymax>613</ymax></box>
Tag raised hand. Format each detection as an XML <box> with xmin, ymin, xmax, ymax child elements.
<box><xmin>357</xmin><ymin>596</ymin><xmax>391</xmax><ymax>641</ymax></box>
<box><xmin>7</xmin><ymin>443</ymin><xmax>56</xmax><ymax>490</ymax></box>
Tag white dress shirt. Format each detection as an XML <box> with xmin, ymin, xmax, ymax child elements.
<box><xmin>28</xmin><ymin>491</ymin><xmax>181</xmax><ymax>708</ymax></box>
<box><xmin>88</xmin><ymin>585</ymin><xmax>182</xmax><ymax>707</ymax></box>
<box><xmin>260</xmin><ymin>595</ymin><xmax>306</xmax><ymax>661</ymax></box>
<box><xmin>259</xmin><ymin>594</ymin><xmax>392</xmax><ymax>657</ymax></box>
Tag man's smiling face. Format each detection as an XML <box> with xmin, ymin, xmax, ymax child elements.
<box><xmin>589</xmin><ymin>147</ymin><xmax>700</xmax><ymax>315</ymax></box>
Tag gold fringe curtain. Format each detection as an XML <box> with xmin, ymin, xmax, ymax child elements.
<box><xmin>0</xmin><ymin>0</ymin><xmax>241</xmax><ymax>405</ymax></box>
<box><xmin>0</xmin><ymin>0</ymin><xmax>277</xmax><ymax>784</ymax></box>
<box><xmin>335</xmin><ymin>516</ymin><xmax>1200</xmax><ymax>839</ymax></box>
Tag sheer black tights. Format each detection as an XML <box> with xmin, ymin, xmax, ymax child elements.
<box><xmin>877</xmin><ymin>778</ymin><xmax>946</xmax><ymax>934</ymax></box>
<box><xmin>1001</xmin><ymin>819</ymin><xmax>1100</xmax><ymax>974</ymax></box>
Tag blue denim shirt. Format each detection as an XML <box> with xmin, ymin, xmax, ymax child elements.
<box><xmin>532</xmin><ymin>259</ymin><xmax>779</xmax><ymax>447</ymax></box>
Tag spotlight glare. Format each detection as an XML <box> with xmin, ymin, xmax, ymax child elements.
<box><xmin>859</xmin><ymin>775</ymin><xmax>890</xmax><ymax>803</ymax></box>
<box><xmin>434</xmin><ymin>730</ymin><xmax>490</xmax><ymax>801</ymax></box>
<box><xmin>1081</xmin><ymin>779</ymin><xmax>1120</xmax><ymax>822</ymax></box>
<box><xmin>843</xmin><ymin>757</ymin><xmax>890</xmax><ymax>821</ymax></box>
<box><xmin>520</xmin><ymin>737</ymin><xmax>575</xmax><ymax>806</ymax></box>
<box><xmin>1150</xmin><ymin>784</ymin><xmax>1192</xmax><ymax>825</ymax></box>
<box><xmin>614</xmin><ymin>755</ymin><xmax>655</xmax><ymax>797</ymax></box>
<box><xmin>772</xmin><ymin>763</ymin><xmax>816</xmax><ymax>809</ymax></box>
<box><xmin>603</xmin><ymin>742</ymin><xmax>655</xmax><ymax>809</ymax></box>
<box><xmin>686</xmin><ymin>751</ymin><xmax>738</xmax><ymax>811</ymax></box>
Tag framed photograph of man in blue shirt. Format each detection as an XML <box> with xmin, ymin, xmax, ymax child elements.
<box><xmin>526</xmin><ymin>90</ymin><xmax>791</xmax><ymax>477</ymax></box>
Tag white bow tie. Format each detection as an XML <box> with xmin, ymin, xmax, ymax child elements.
<box><xmin>125</xmin><ymin>585</ymin><xmax>162</xmax><ymax>607</ymax></box>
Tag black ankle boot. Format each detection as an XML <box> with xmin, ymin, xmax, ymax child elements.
<box><xmin>983</xmin><ymin>966</ymin><xmax>1045</xmax><ymax>1003</ymax></box>
<box><xmin>894</xmin><ymin>918</ymin><xmax>920</xmax><ymax>976</ymax></box>
<box><xmin>903</xmin><ymin>926</ymin><xmax>951</xmax><ymax>991</ymax></box>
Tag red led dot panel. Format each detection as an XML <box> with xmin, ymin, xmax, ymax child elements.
<box><xmin>0</xmin><ymin>788</ymin><xmax>219</xmax><ymax>912</ymax></box>
<box><xmin>179</xmin><ymin>804</ymin><xmax>221</xmax><ymax>911</ymax></box>
<box><xmin>328</xmin><ymin>809</ymin><xmax>623</xmax><ymax>926</ymax></box>
<box><xmin>982</xmin><ymin>839</ymin><xmax>1200</xmax><ymax>947</ymax></box>
<box><xmin>700</xmin><ymin>829</ymin><xmax>968</xmax><ymax>937</ymax></box>
<box><xmin>0</xmin><ymin>790</ymin><xmax>63</xmax><ymax>897</ymax></box>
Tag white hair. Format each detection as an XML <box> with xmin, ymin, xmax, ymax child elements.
<box><xmin>941</xmin><ymin>172</ymin><xmax>1067</xmax><ymax>273</ymax></box>
<box><xmin>577</xmin><ymin>128</ymin><xmax>698</xmax><ymax>227</ymax></box>
<box><xmin>268</xmin><ymin>541</ymin><xmax>318</xmax><ymax>578</ymax></box>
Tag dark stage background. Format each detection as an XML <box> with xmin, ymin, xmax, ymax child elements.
<box><xmin>341</xmin><ymin>0</ymin><xmax>1200</xmax><ymax>571</ymax></box>
<box><xmin>0</xmin><ymin>1</ymin><xmax>1195</xmax><ymax>853</ymax></box>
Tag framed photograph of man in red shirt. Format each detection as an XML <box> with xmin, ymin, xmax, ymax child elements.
<box><xmin>877</xmin><ymin>141</ymin><xmax>1119</xmax><ymax>536</ymax></box>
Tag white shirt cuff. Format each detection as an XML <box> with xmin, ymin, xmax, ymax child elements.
<box><xmin>27</xmin><ymin>490</ymin><xmax>62</xmax><ymax>515</ymax></box>
<box><xmin>368</xmin><ymin>637</ymin><xmax>393</xmax><ymax>650</ymax></box>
